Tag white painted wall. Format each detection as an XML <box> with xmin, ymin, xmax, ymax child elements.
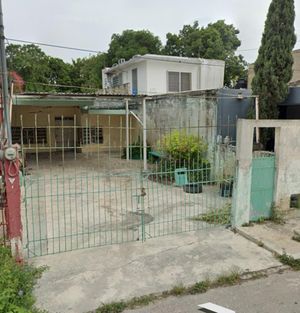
<box><xmin>199</xmin><ymin>61</ymin><xmax>225</xmax><ymax>90</ymax></box>
<box><xmin>145</xmin><ymin>60</ymin><xmax>200</xmax><ymax>95</ymax></box>
<box><xmin>103</xmin><ymin>56</ymin><xmax>225</xmax><ymax>95</ymax></box>
<box><xmin>120</xmin><ymin>61</ymin><xmax>147</xmax><ymax>94</ymax></box>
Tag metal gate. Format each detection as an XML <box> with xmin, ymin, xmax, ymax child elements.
<box><xmin>18</xmin><ymin>113</ymin><xmax>236</xmax><ymax>257</ymax></box>
<box><xmin>22</xmin><ymin>161</ymin><xmax>234</xmax><ymax>257</ymax></box>
<box><xmin>250</xmin><ymin>153</ymin><xmax>276</xmax><ymax>221</ymax></box>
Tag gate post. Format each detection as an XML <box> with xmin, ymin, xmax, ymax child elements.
<box><xmin>3</xmin><ymin>146</ymin><xmax>23</xmax><ymax>262</ymax></box>
<box><xmin>232</xmin><ymin>120</ymin><xmax>254</xmax><ymax>227</ymax></box>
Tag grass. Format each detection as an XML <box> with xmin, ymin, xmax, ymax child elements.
<box><xmin>277</xmin><ymin>253</ymin><xmax>300</xmax><ymax>271</ymax></box>
<box><xmin>92</xmin><ymin>269</ymin><xmax>246</xmax><ymax>313</ymax></box>
<box><xmin>191</xmin><ymin>203</ymin><xmax>231</xmax><ymax>225</ymax></box>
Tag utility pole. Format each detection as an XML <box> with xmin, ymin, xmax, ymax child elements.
<box><xmin>0</xmin><ymin>0</ymin><xmax>11</xmax><ymax>145</ymax></box>
<box><xmin>0</xmin><ymin>0</ymin><xmax>22</xmax><ymax>263</ymax></box>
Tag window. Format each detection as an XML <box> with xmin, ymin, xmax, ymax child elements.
<box><xmin>132</xmin><ymin>68</ymin><xmax>138</xmax><ymax>95</ymax></box>
<box><xmin>82</xmin><ymin>127</ymin><xmax>103</xmax><ymax>144</ymax></box>
<box><xmin>168</xmin><ymin>72</ymin><xmax>192</xmax><ymax>92</ymax></box>
<box><xmin>112</xmin><ymin>73</ymin><xmax>123</xmax><ymax>87</ymax></box>
<box><xmin>168</xmin><ymin>72</ymin><xmax>180</xmax><ymax>92</ymax></box>
<box><xmin>12</xmin><ymin>127</ymin><xmax>47</xmax><ymax>145</ymax></box>
<box><xmin>181</xmin><ymin>72</ymin><xmax>192</xmax><ymax>91</ymax></box>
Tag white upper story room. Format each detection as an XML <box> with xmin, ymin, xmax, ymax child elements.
<box><xmin>102</xmin><ymin>54</ymin><xmax>225</xmax><ymax>96</ymax></box>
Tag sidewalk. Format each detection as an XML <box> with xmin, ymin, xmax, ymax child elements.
<box><xmin>32</xmin><ymin>229</ymin><xmax>281</xmax><ymax>313</ymax></box>
<box><xmin>124</xmin><ymin>271</ymin><xmax>300</xmax><ymax>313</ymax></box>
<box><xmin>237</xmin><ymin>210</ymin><xmax>300</xmax><ymax>259</ymax></box>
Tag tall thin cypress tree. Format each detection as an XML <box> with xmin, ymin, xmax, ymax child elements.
<box><xmin>252</xmin><ymin>0</ymin><xmax>296</xmax><ymax>119</ymax></box>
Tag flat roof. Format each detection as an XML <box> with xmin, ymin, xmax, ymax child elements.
<box><xmin>103</xmin><ymin>54</ymin><xmax>225</xmax><ymax>74</ymax></box>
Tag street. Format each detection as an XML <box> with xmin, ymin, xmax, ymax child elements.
<box><xmin>125</xmin><ymin>270</ymin><xmax>300</xmax><ymax>313</ymax></box>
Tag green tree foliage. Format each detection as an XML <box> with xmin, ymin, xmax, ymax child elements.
<box><xmin>163</xmin><ymin>20</ymin><xmax>247</xmax><ymax>86</ymax></box>
<box><xmin>107</xmin><ymin>29</ymin><xmax>162</xmax><ymax>66</ymax></box>
<box><xmin>6</xmin><ymin>44</ymin><xmax>50</xmax><ymax>92</ymax></box>
<box><xmin>252</xmin><ymin>0</ymin><xmax>296</xmax><ymax>119</ymax></box>
<box><xmin>70</xmin><ymin>53</ymin><xmax>107</xmax><ymax>92</ymax></box>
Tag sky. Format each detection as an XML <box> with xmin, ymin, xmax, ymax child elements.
<box><xmin>3</xmin><ymin>0</ymin><xmax>300</xmax><ymax>64</ymax></box>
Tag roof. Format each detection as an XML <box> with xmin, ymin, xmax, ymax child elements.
<box><xmin>12</xmin><ymin>93</ymin><xmax>144</xmax><ymax>107</ymax></box>
<box><xmin>103</xmin><ymin>54</ymin><xmax>225</xmax><ymax>74</ymax></box>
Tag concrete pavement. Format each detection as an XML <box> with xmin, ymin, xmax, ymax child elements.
<box><xmin>32</xmin><ymin>229</ymin><xmax>281</xmax><ymax>313</ymax></box>
<box><xmin>237</xmin><ymin>210</ymin><xmax>300</xmax><ymax>259</ymax></box>
<box><xmin>124</xmin><ymin>270</ymin><xmax>300</xmax><ymax>313</ymax></box>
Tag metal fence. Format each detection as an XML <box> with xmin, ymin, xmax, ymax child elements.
<box><xmin>16</xmin><ymin>114</ymin><xmax>236</xmax><ymax>257</ymax></box>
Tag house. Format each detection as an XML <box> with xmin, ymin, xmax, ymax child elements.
<box><xmin>11</xmin><ymin>93</ymin><xmax>142</xmax><ymax>156</ymax></box>
<box><xmin>247</xmin><ymin>49</ymin><xmax>300</xmax><ymax>89</ymax></box>
<box><xmin>247</xmin><ymin>49</ymin><xmax>300</xmax><ymax>119</ymax></box>
<box><xmin>10</xmin><ymin>89</ymin><xmax>251</xmax><ymax>161</ymax></box>
<box><xmin>102</xmin><ymin>54</ymin><xmax>225</xmax><ymax>96</ymax></box>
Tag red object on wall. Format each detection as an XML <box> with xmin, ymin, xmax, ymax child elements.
<box><xmin>4</xmin><ymin>158</ymin><xmax>22</xmax><ymax>262</ymax></box>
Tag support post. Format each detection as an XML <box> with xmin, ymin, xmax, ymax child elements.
<box><xmin>232</xmin><ymin>119</ymin><xmax>254</xmax><ymax>227</ymax></box>
<box><xmin>255</xmin><ymin>96</ymin><xmax>260</xmax><ymax>143</ymax></box>
<box><xmin>142</xmin><ymin>98</ymin><xmax>147</xmax><ymax>171</ymax></box>
<box><xmin>125</xmin><ymin>99</ymin><xmax>129</xmax><ymax>161</ymax></box>
<box><xmin>3</xmin><ymin>147</ymin><xmax>22</xmax><ymax>262</ymax></box>
<box><xmin>0</xmin><ymin>0</ymin><xmax>12</xmax><ymax>145</ymax></box>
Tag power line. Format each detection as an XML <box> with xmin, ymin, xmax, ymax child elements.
<box><xmin>23</xmin><ymin>81</ymin><xmax>99</xmax><ymax>90</ymax></box>
<box><xmin>6</xmin><ymin>37</ymin><xmax>101</xmax><ymax>54</ymax></box>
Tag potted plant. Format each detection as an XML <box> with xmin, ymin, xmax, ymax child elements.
<box><xmin>219</xmin><ymin>157</ymin><xmax>235</xmax><ymax>197</ymax></box>
<box><xmin>155</xmin><ymin>131</ymin><xmax>210</xmax><ymax>192</ymax></box>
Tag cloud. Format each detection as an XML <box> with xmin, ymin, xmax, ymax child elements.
<box><xmin>3</xmin><ymin>0</ymin><xmax>300</xmax><ymax>63</ymax></box>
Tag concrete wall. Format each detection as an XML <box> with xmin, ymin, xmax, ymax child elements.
<box><xmin>233</xmin><ymin>119</ymin><xmax>300</xmax><ymax>226</ymax></box>
<box><xmin>140</xmin><ymin>92</ymin><xmax>218</xmax><ymax>161</ymax></box>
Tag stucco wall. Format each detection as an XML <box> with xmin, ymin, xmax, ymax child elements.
<box><xmin>233</xmin><ymin>119</ymin><xmax>300</xmax><ymax>226</ymax></box>
<box><xmin>139</xmin><ymin>93</ymin><xmax>218</xmax><ymax>162</ymax></box>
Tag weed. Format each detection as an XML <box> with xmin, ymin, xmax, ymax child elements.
<box><xmin>95</xmin><ymin>302</ymin><xmax>126</xmax><ymax>313</ymax></box>
<box><xmin>192</xmin><ymin>204</ymin><xmax>231</xmax><ymax>225</ymax></box>
<box><xmin>292</xmin><ymin>235</ymin><xmax>300</xmax><ymax>242</ymax></box>
<box><xmin>0</xmin><ymin>245</ymin><xmax>47</xmax><ymax>313</ymax></box>
<box><xmin>270</xmin><ymin>205</ymin><xmax>285</xmax><ymax>225</ymax></box>
<box><xmin>242</xmin><ymin>222</ymin><xmax>254</xmax><ymax>227</ymax></box>
<box><xmin>126</xmin><ymin>295</ymin><xmax>156</xmax><ymax>309</ymax></box>
<box><xmin>278</xmin><ymin>254</ymin><xmax>300</xmax><ymax>270</ymax></box>
<box><xmin>212</xmin><ymin>270</ymin><xmax>241</xmax><ymax>287</ymax></box>
<box><xmin>187</xmin><ymin>280</ymin><xmax>210</xmax><ymax>294</ymax></box>
<box><xmin>93</xmin><ymin>270</ymin><xmax>244</xmax><ymax>313</ymax></box>
<box><xmin>257</xmin><ymin>240</ymin><xmax>264</xmax><ymax>247</ymax></box>
<box><xmin>169</xmin><ymin>284</ymin><xmax>186</xmax><ymax>296</ymax></box>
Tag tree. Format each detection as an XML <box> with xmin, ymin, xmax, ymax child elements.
<box><xmin>163</xmin><ymin>20</ymin><xmax>247</xmax><ymax>86</ymax></box>
<box><xmin>107</xmin><ymin>30</ymin><xmax>162</xmax><ymax>66</ymax></box>
<box><xmin>70</xmin><ymin>53</ymin><xmax>107</xmax><ymax>92</ymax></box>
<box><xmin>252</xmin><ymin>0</ymin><xmax>296</xmax><ymax>119</ymax></box>
<box><xmin>47</xmin><ymin>57</ymin><xmax>73</xmax><ymax>92</ymax></box>
<box><xmin>6</xmin><ymin>44</ymin><xmax>50</xmax><ymax>91</ymax></box>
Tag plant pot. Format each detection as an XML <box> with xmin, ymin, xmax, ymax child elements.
<box><xmin>183</xmin><ymin>183</ymin><xmax>203</xmax><ymax>194</ymax></box>
<box><xmin>219</xmin><ymin>181</ymin><xmax>233</xmax><ymax>197</ymax></box>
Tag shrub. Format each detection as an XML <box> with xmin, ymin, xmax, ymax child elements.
<box><xmin>155</xmin><ymin>131</ymin><xmax>210</xmax><ymax>183</ymax></box>
<box><xmin>158</xmin><ymin>131</ymin><xmax>208</xmax><ymax>161</ymax></box>
<box><xmin>0</xmin><ymin>245</ymin><xmax>46</xmax><ymax>313</ymax></box>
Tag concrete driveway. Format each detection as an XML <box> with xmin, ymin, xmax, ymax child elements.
<box><xmin>32</xmin><ymin>228</ymin><xmax>281</xmax><ymax>313</ymax></box>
